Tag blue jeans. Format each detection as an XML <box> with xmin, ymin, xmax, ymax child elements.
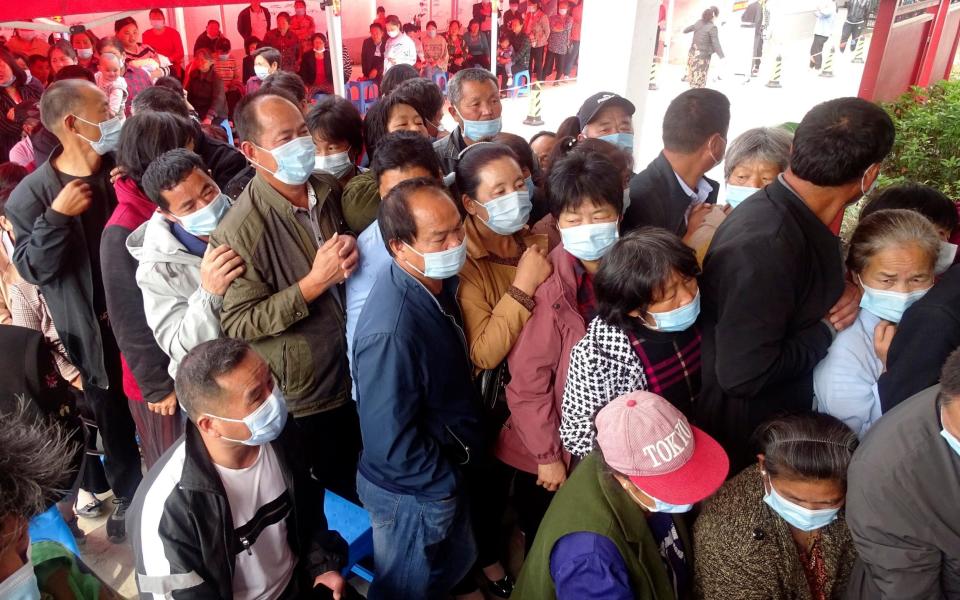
<box><xmin>357</xmin><ymin>473</ymin><xmax>476</xmax><ymax>600</ymax></box>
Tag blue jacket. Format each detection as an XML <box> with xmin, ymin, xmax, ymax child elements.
<box><xmin>353</xmin><ymin>262</ymin><xmax>484</xmax><ymax>500</ymax></box>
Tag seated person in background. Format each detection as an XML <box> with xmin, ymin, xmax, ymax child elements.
<box><xmin>814</xmin><ymin>209</ymin><xmax>939</xmax><ymax>436</ymax></box>
<box><xmin>246</xmin><ymin>45</ymin><xmax>280</xmax><ymax>94</ymax></box>
<box><xmin>624</xmin><ymin>88</ymin><xmax>728</xmax><ymax>240</ymax></box>
<box><xmin>361</xmin><ymin>23</ymin><xmax>386</xmax><ymax>82</ymax></box>
<box><xmin>500</xmin><ymin>152</ymin><xmax>623</xmax><ymax>545</ymax></box>
<box><xmin>345</xmin><ymin>132</ymin><xmax>444</xmax><ymax>401</ymax></box>
<box><xmin>420</xmin><ymin>20</ymin><xmax>449</xmax><ymax>79</ymax></box>
<box><xmin>193</xmin><ymin>19</ymin><xmax>227</xmax><ymax>56</ymax></box>
<box><xmin>185</xmin><ymin>49</ymin><xmax>227</xmax><ymax>126</ymax></box>
<box><xmin>845</xmin><ymin>349</ymin><xmax>960</xmax><ymax>599</ymax></box>
<box><xmin>685</xmin><ymin>126</ymin><xmax>793</xmax><ymax>263</ymax></box>
<box><xmin>213</xmin><ymin>38</ymin><xmax>244</xmax><ymax>118</ymax></box>
<box><xmin>694</xmin><ymin>413</ymin><xmax>858</xmax><ymax>600</ymax></box>
<box><xmin>513</xmin><ymin>391</ymin><xmax>729</xmax><ymax>599</ymax></box>
<box><xmin>95</xmin><ymin>51</ymin><xmax>128</xmax><ymax>118</ymax></box>
<box><xmin>131</xmin><ymin>339</ymin><xmax>349</xmax><ymax>599</ymax></box>
<box><xmin>133</xmin><ymin>149</ymin><xmax>245</xmax><ymax>376</ymax></box>
<box><xmin>242</xmin><ymin>36</ymin><xmax>262</xmax><ymax>83</ymax></box>
<box><xmin>382</xmin><ymin>15</ymin><xmax>418</xmax><ymax>74</ymax></box>
<box><xmin>858</xmin><ymin>182</ymin><xmax>960</xmax><ymax>274</ymax></box>
<box><xmin>464</xmin><ymin>19</ymin><xmax>490</xmax><ymax>69</ymax></box>
<box><xmin>0</xmin><ymin>401</ymin><xmax>118</xmax><ymax>599</ymax></box>
<box><xmin>343</xmin><ymin>93</ymin><xmax>430</xmax><ymax>232</ymax></box>
<box><xmin>263</xmin><ymin>12</ymin><xmax>301</xmax><ymax>72</ymax></box>
<box><xmin>299</xmin><ymin>33</ymin><xmax>334</xmax><ymax>95</ymax></box>
<box><xmin>496</xmin><ymin>35</ymin><xmax>514</xmax><ymax>88</ymax></box>
<box><xmin>306</xmin><ymin>96</ymin><xmax>364</xmax><ymax>187</ymax></box>
<box><xmin>562</xmin><ymin>227</ymin><xmax>703</xmax><ymax>457</ymax></box>
<box><xmin>697</xmin><ymin>97</ymin><xmax>893</xmax><ymax>470</ymax></box>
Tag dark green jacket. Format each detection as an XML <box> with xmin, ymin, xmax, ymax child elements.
<box><xmin>340</xmin><ymin>170</ymin><xmax>379</xmax><ymax>234</ymax></box>
<box><xmin>209</xmin><ymin>173</ymin><xmax>351</xmax><ymax>418</ymax></box>
<box><xmin>513</xmin><ymin>452</ymin><xmax>690</xmax><ymax>600</ymax></box>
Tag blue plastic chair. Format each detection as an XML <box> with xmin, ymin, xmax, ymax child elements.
<box><xmin>29</xmin><ymin>505</ymin><xmax>79</xmax><ymax>555</ymax></box>
<box><xmin>432</xmin><ymin>70</ymin><xmax>449</xmax><ymax>93</ymax></box>
<box><xmin>346</xmin><ymin>81</ymin><xmax>379</xmax><ymax>116</ymax></box>
<box><xmin>219</xmin><ymin>119</ymin><xmax>234</xmax><ymax>146</ymax></box>
<box><xmin>324</xmin><ymin>492</ymin><xmax>374</xmax><ymax>582</ymax></box>
<box><xmin>510</xmin><ymin>70</ymin><xmax>531</xmax><ymax>98</ymax></box>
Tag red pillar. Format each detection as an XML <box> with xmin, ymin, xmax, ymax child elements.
<box><xmin>916</xmin><ymin>0</ymin><xmax>952</xmax><ymax>87</ymax></box>
<box><xmin>857</xmin><ymin>0</ymin><xmax>896</xmax><ymax>101</ymax></box>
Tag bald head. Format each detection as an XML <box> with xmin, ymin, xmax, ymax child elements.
<box><xmin>40</xmin><ymin>79</ymin><xmax>106</xmax><ymax>133</ymax></box>
<box><xmin>235</xmin><ymin>92</ymin><xmax>305</xmax><ymax>146</ymax></box>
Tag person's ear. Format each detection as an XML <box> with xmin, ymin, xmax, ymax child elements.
<box><xmin>462</xmin><ymin>193</ymin><xmax>478</xmax><ymax>217</ymax></box>
<box><xmin>195</xmin><ymin>414</ymin><xmax>218</xmax><ymax>437</ymax></box>
<box><xmin>388</xmin><ymin>238</ymin><xmax>406</xmax><ymax>258</ymax></box>
<box><xmin>757</xmin><ymin>454</ymin><xmax>767</xmax><ymax>473</ymax></box>
<box><xmin>239</xmin><ymin>140</ymin><xmax>257</xmax><ymax>161</ymax></box>
<box><xmin>864</xmin><ymin>162</ymin><xmax>881</xmax><ymax>188</ymax></box>
<box><xmin>447</xmin><ymin>104</ymin><xmax>461</xmax><ymax>124</ymax></box>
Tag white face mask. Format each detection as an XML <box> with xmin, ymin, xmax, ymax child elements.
<box><xmin>150</xmin><ymin>19</ymin><xmax>165</xmax><ymax>30</ymax></box>
<box><xmin>560</xmin><ymin>221</ymin><xmax>619</xmax><ymax>261</ymax></box>
<box><xmin>313</xmin><ymin>151</ymin><xmax>353</xmax><ymax>177</ymax></box>
<box><xmin>206</xmin><ymin>384</ymin><xmax>289</xmax><ymax>446</ymax></box>
<box><xmin>474</xmin><ymin>189</ymin><xmax>532</xmax><ymax>235</ymax></box>
<box><xmin>936</xmin><ymin>240</ymin><xmax>957</xmax><ymax>275</ymax></box>
<box><xmin>403</xmin><ymin>239</ymin><xmax>468</xmax><ymax>280</ymax></box>
<box><xmin>0</xmin><ymin>560</ymin><xmax>40</xmax><ymax>600</ymax></box>
<box><xmin>387</xmin><ymin>29</ymin><xmax>400</xmax><ymax>38</ymax></box>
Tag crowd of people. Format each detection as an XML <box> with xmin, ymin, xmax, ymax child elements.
<box><xmin>1</xmin><ymin>3</ymin><xmax>960</xmax><ymax>600</ymax></box>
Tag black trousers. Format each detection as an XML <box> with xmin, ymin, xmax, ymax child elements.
<box><xmin>529</xmin><ymin>46</ymin><xmax>546</xmax><ymax>80</ymax></box>
<box><xmin>810</xmin><ymin>34</ymin><xmax>829</xmax><ymax>69</ymax></box>
<box><xmin>295</xmin><ymin>402</ymin><xmax>362</xmax><ymax>504</ymax></box>
<box><xmin>752</xmin><ymin>29</ymin><xmax>764</xmax><ymax>72</ymax></box>
<box><xmin>541</xmin><ymin>50</ymin><xmax>566</xmax><ymax>80</ymax></box>
<box><xmin>83</xmin><ymin>324</ymin><xmax>143</xmax><ymax>501</ymax></box>
<box><xmin>451</xmin><ymin>458</ymin><xmax>513</xmax><ymax>594</ymax></box>
<box><xmin>840</xmin><ymin>22</ymin><xmax>863</xmax><ymax>51</ymax></box>
<box><xmin>511</xmin><ymin>469</ymin><xmax>555</xmax><ymax>553</ymax></box>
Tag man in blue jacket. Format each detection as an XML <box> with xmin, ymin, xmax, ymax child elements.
<box><xmin>352</xmin><ymin>177</ymin><xmax>483</xmax><ymax>600</ymax></box>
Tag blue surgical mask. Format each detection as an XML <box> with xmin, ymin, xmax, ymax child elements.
<box><xmin>725</xmin><ymin>184</ymin><xmax>759</xmax><ymax>209</ymax></box>
<box><xmin>474</xmin><ymin>189</ymin><xmax>532</xmax><ymax>235</ymax></box>
<box><xmin>177</xmin><ymin>193</ymin><xmax>230</xmax><ymax>237</ymax></box>
<box><xmin>599</xmin><ymin>132</ymin><xmax>635</xmax><ymax>154</ymax></box>
<box><xmin>625</xmin><ymin>484</ymin><xmax>693</xmax><ymax>514</ymax></box>
<box><xmin>859</xmin><ymin>277</ymin><xmax>931</xmax><ymax>323</ymax></box>
<box><xmin>77</xmin><ymin>48</ymin><xmax>94</xmax><ymax>60</ymax></box>
<box><xmin>560</xmin><ymin>221</ymin><xmax>619</xmax><ymax>261</ymax></box>
<box><xmin>525</xmin><ymin>175</ymin><xmax>538</xmax><ymax>199</ymax></box>
<box><xmin>254</xmin><ymin>64</ymin><xmax>270</xmax><ymax>79</ymax></box>
<box><xmin>0</xmin><ymin>561</ymin><xmax>40</xmax><ymax>600</ymax></box>
<box><xmin>253</xmin><ymin>136</ymin><xmax>316</xmax><ymax>185</ymax></box>
<box><xmin>763</xmin><ymin>473</ymin><xmax>840</xmax><ymax>531</ymax></box>
<box><xmin>456</xmin><ymin>107</ymin><xmax>502</xmax><ymax>141</ymax></box>
<box><xmin>936</xmin><ymin>241</ymin><xmax>957</xmax><ymax>275</ymax></box>
<box><xmin>404</xmin><ymin>239</ymin><xmax>467</xmax><ymax>280</ymax></box>
<box><xmin>207</xmin><ymin>383</ymin><xmax>289</xmax><ymax>446</ymax></box>
<box><xmin>72</xmin><ymin>114</ymin><xmax>122</xmax><ymax>155</ymax></box>
<box><xmin>314</xmin><ymin>151</ymin><xmax>354</xmax><ymax>177</ymax></box>
<box><xmin>942</xmin><ymin>427</ymin><xmax>960</xmax><ymax>457</ymax></box>
<box><xmin>647</xmin><ymin>291</ymin><xmax>700</xmax><ymax>332</ymax></box>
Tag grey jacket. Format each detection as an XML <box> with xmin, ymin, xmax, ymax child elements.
<box><xmin>128</xmin><ymin>212</ymin><xmax>223</xmax><ymax>377</ymax></box>
<box><xmin>845</xmin><ymin>384</ymin><xmax>960</xmax><ymax>599</ymax></box>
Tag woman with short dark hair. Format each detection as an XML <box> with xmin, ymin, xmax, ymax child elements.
<box><xmin>694</xmin><ymin>412</ymin><xmax>859</xmax><ymax>600</ymax></box>
<box><xmin>306</xmin><ymin>95</ymin><xmax>363</xmax><ymax>185</ymax></box>
<box><xmin>48</xmin><ymin>40</ymin><xmax>78</xmax><ymax>76</ymax></box>
<box><xmin>560</xmin><ymin>227</ymin><xmax>703</xmax><ymax>457</ymax></box>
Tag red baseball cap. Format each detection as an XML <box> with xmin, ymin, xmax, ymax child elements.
<box><xmin>595</xmin><ymin>391</ymin><xmax>729</xmax><ymax>505</ymax></box>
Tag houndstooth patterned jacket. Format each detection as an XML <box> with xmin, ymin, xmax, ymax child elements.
<box><xmin>560</xmin><ymin>317</ymin><xmax>648</xmax><ymax>457</ymax></box>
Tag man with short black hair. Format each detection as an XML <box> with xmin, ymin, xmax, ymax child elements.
<box><xmin>211</xmin><ymin>91</ymin><xmax>362</xmax><ymax>501</ymax></box>
<box><xmin>623</xmin><ymin>88</ymin><xmax>728</xmax><ymax>238</ymax></box>
<box><xmin>130</xmin><ymin>149</ymin><xmax>244</xmax><ymax>377</ymax></box>
<box><xmin>354</xmin><ymin>177</ymin><xmax>482</xmax><ymax>599</ymax></box>
<box><xmin>6</xmin><ymin>79</ymin><xmax>141</xmax><ymax>543</ymax></box>
<box><xmin>846</xmin><ymin>348</ymin><xmax>960</xmax><ymax>598</ymax></box>
<box><xmin>434</xmin><ymin>67</ymin><xmax>502</xmax><ymax>174</ymax></box>
<box><xmin>361</xmin><ymin>22</ymin><xmax>386</xmax><ymax>81</ymax></box>
<box><xmin>697</xmin><ymin>97</ymin><xmax>894</xmax><ymax>469</ymax></box>
<box><xmin>131</xmin><ymin>338</ymin><xmax>349</xmax><ymax>600</ymax></box>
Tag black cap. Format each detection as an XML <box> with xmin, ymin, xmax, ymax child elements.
<box><xmin>577</xmin><ymin>92</ymin><xmax>636</xmax><ymax>132</ymax></box>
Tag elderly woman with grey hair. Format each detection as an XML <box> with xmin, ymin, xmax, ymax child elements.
<box><xmin>694</xmin><ymin>412</ymin><xmax>859</xmax><ymax>600</ymax></box>
<box><xmin>685</xmin><ymin>126</ymin><xmax>794</xmax><ymax>262</ymax></box>
<box><xmin>813</xmin><ymin>209</ymin><xmax>941</xmax><ymax>436</ymax></box>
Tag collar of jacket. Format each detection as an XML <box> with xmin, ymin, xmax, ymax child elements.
<box><xmin>543</xmin><ymin>243</ymin><xmax>583</xmax><ymax>318</ymax></box>
<box><xmin>463</xmin><ymin>215</ymin><xmax>544</xmax><ymax>261</ymax></box>
<box><xmin>178</xmin><ymin>418</ymin><xmax>297</xmax><ymax>496</ymax></box>
<box><xmin>770</xmin><ymin>174</ymin><xmax>839</xmax><ymax>241</ymax></box>
<box><xmin>107</xmin><ymin>177</ymin><xmax>156</xmax><ymax>230</ymax></box>
<box><xmin>594</xmin><ymin>452</ymin><xmax>658</xmax><ymax>545</ymax></box>
<box><xmin>248</xmin><ymin>172</ymin><xmax>337</xmax><ymax>250</ymax></box>
<box><xmin>650</xmin><ymin>151</ymin><xmax>718</xmax><ymax>229</ymax></box>
<box><xmin>583</xmin><ymin>316</ymin><xmax>644</xmax><ymax>368</ymax></box>
<box><xmin>390</xmin><ymin>260</ymin><xmax>460</xmax><ymax>309</ymax></box>
<box><xmin>436</xmin><ymin>126</ymin><xmax>467</xmax><ymax>161</ymax></box>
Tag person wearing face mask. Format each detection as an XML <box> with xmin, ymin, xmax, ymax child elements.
<box><xmin>131</xmin><ymin>149</ymin><xmax>244</xmax><ymax>380</ymax></box>
<box><xmin>263</xmin><ymin>12</ymin><xmax>301</xmax><ymax>72</ymax></box>
<box><xmin>141</xmin><ymin>9</ymin><xmax>184</xmax><ymax>77</ymax></box>
<box><xmin>245</xmin><ymin>45</ymin><xmax>280</xmax><ymax>94</ymax></box>
<box><xmin>0</xmin><ymin>48</ymin><xmax>43</xmax><ymax>163</ymax></box>
<box><xmin>452</xmin><ymin>143</ymin><xmax>551</xmax><ymax>599</ymax></box>
<box><xmin>685</xmin><ymin>126</ymin><xmax>793</xmax><ymax>263</ymax></box>
<box><xmin>70</xmin><ymin>30</ymin><xmax>99</xmax><ymax>72</ymax></box>
<box><xmin>130</xmin><ymin>338</ymin><xmax>350</xmax><ymax>600</ymax></box>
<box><xmin>514</xmin><ymin>390</ymin><xmax>729</xmax><ymax>600</ymax></box>
<box><xmin>393</xmin><ymin>76</ymin><xmax>448</xmax><ymax>141</ymax></box>
<box><xmin>435</xmin><ymin>68</ymin><xmax>503</xmax><ymax>174</ymax></box>
<box><xmin>698</xmin><ymin>97</ymin><xmax>894</xmax><ymax>471</ymax></box>
<box><xmin>421</xmin><ymin>20</ymin><xmax>450</xmax><ymax>79</ymax></box>
<box><xmin>523</xmin><ymin>1</ymin><xmax>551</xmax><ymax>81</ymax></box>
<box><xmin>814</xmin><ymin>209</ymin><xmax>940</xmax><ymax>437</ymax></box>
<box><xmin>694</xmin><ymin>413</ymin><xmax>858</xmax><ymax>599</ymax></box>
<box><xmin>382</xmin><ymin>15</ymin><xmax>418</xmax><ymax>74</ymax></box>
<box><xmin>354</xmin><ymin>178</ymin><xmax>484</xmax><ymax>600</ymax></box>
<box><xmin>299</xmin><ymin>33</ymin><xmax>342</xmax><ymax>97</ymax></box>
<box><xmin>622</xmin><ymin>88</ymin><xmax>728</xmax><ymax>241</ymax></box>
<box><xmin>845</xmin><ymin>349</ymin><xmax>960</xmax><ymax>599</ymax></box>
<box><xmin>290</xmin><ymin>0</ymin><xmax>317</xmax><ymax>48</ymax></box>
<box><xmin>211</xmin><ymin>91</ymin><xmax>361</xmax><ymax>503</ymax></box>
<box><xmin>7</xmin><ymin>79</ymin><xmax>143</xmax><ymax>544</ymax></box>
<box><xmin>562</xmin><ymin>227</ymin><xmax>704</xmax><ymax>457</ymax></box>
<box><xmin>501</xmin><ymin>152</ymin><xmax>623</xmax><ymax>550</ymax></box>
<box><xmin>541</xmin><ymin>2</ymin><xmax>572</xmax><ymax>84</ymax></box>
<box><xmin>306</xmin><ymin>95</ymin><xmax>364</xmax><ymax>187</ymax></box>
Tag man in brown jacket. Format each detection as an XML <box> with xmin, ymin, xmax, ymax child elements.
<box><xmin>210</xmin><ymin>90</ymin><xmax>361</xmax><ymax>501</ymax></box>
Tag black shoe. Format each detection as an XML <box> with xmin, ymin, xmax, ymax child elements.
<box><xmin>66</xmin><ymin>517</ymin><xmax>86</xmax><ymax>546</ymax></box>
<box><xmin>487</xmin><ymin>575</ymin><xmax>515</xmax><ymax>598</ymax></box>
<box><xmin>76</xmin><ymin>497</ymin><xmax>103</xmax><ymax>518</ymax></box>
<box><xmin>107</xmin><ymin>498</ymin><xmax>129</xmax><ymax>544</ymax></box>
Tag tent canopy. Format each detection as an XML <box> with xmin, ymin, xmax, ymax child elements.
<box><xmin>0</xmin><ymin>1</ymin><xmax>233</xmax><ymax>23</ymax></box>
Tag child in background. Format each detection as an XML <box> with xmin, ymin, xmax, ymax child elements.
<box><xmin>214</xmin><ymin>37</ymin><xmax>244</xmax><ymax>120</ymax></box>
<box><xmin>95</xmin><ymin>52</ymin><xmax>129</xmax><ymax>118</ymax></box>
<box><xmin>497</xmin><ymin>35</ymin><xmax>514</xmax><ymax>90</ymax></box>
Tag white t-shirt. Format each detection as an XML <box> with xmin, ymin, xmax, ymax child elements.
<box><xmin>250</xmin><ymin>8</ymin><xmax>268</xmax><ymax>40</ymax></box>
<box><xmin>214</xmin><ymin>445</ymin><xmax>296</xmax><ymax>600</ymax></box>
